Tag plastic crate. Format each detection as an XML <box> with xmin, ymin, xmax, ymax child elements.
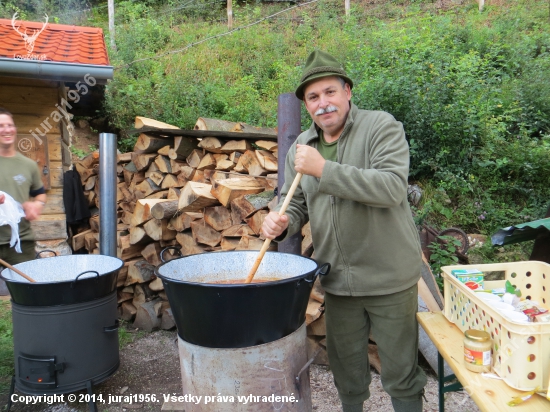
<box><xmin>442</xmin><ymin>261</ymin><xmax>550</xmax><ymax>391</ymax></box>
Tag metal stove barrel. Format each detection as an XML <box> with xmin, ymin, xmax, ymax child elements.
<box><xmin>178</xmin><ymin>323</ymin><xmax>312</xmax><ymax>412</ymax></box>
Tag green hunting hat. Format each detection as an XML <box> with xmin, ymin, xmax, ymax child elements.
<box><xmin>295</xmin><ymin>50</ymin><xmax>353</xmax><ymax>100</ymax></box>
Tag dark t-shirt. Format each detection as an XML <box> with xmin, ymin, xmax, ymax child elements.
<box><xmin>0</xmin><ymin>153</ymin><xmax>43</xmax><ymax>243</ymax></box>
<box><xmin>317</xmin><ymin>130</ymin><xmax>338</xmax><ymax>162</ymax></box>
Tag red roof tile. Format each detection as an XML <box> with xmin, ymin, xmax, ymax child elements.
<box><xmin>0</xmin><ymin>18</ymin><xmax>110</xmax><ymax>66</ymax></box>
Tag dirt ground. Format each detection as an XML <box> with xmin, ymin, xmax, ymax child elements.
<box><xmin>1</xmin><ymin>326</ymin><xmax>479</xmax><ymax>412</ymax></box>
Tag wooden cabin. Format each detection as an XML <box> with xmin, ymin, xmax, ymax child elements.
<box><xmin>0</xmin><ymin>17</ymin><xmax>113</xmax><ymax>254</ymax></box>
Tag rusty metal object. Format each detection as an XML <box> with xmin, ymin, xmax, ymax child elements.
<box><xmin>178</xmin><ymin>323</ymin><xmax>312</xmax><ymax>411</ymax></box>
<box><xmin>277</xmin><ymin>93</ymin><xmax>302</xmax><ymax>256</ymax></box>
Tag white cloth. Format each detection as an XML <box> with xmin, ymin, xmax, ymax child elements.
<box><xmin>0</xmin><ymin>191</ymin><xmax>26</xmax><ymax>253</ymax></box>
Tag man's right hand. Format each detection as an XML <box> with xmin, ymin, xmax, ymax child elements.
<box><xmin>261</xmin><ymin>211</ymin><xmax>289</xmax><ymax>240</ymax></box>
<box><xmin>0</xmin><ymin>193</ymin><xmax>4</xmax><ymax>204</ymax></box>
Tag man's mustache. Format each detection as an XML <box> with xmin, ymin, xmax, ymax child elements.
<box><xmin>314</xmin><ymin>105</ymin><xmax>338</xmax><ymax>116</ymax></box>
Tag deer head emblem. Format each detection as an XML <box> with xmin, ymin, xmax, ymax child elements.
<box><xmin>11</xmin><ymin>12</ymin><xmax>49</xmax><ymax>55</ymax></box>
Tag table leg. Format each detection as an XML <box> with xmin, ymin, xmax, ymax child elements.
<box><xmin>437</xmin><ymin>352</ymin><xmax>463</xmax><ymax>412</ymax></box>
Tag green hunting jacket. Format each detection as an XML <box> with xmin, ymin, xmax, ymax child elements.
<box><xmin>275</xmin><ymin>103</ymin><xmax>422</xmax><ymax>296</ymax></box>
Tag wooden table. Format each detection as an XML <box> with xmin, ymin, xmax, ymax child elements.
<box><xmin>417</xmin><ymin>311</ymin><xmax>550</xmax><ymax>412</ymax></box>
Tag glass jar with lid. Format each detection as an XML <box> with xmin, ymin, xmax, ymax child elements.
<box><xmin>463</xmin><ymin>329</ymin><xmax>492</xmax><ymax>373</ymax></box>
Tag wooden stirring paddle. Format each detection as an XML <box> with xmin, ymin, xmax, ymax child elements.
<box><xmin>0</xmin><ymin>258</ymin><xmax>36</xmax><ymax>283</ymax></box>
<box><xmin>245</xmin><ymin>172</ymin><xmax>303</xmax><ymax>283</ymax></box>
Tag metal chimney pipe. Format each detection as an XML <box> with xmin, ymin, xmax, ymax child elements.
<box><xmin>99</xmin><ymin>133</ymin><xmax>118</xmax><ymax>257</ymax></box>
<box><xmin>276</xmin><ymin>93</ymin><xmax>302</xmax><ymax>255</ymax></box>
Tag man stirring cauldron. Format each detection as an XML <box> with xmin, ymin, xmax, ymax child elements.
<box><xmin>0</xmin><ymin>108</ymin><xmax>46</xmax><ymax>265</ymax></box>
<box><xmin>261</xmin><ymin>51</ymin><xmax>426</xmax><ymax>412</ymax></box>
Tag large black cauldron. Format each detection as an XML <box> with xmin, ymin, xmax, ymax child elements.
<box><xmin>0</xmin><ymin>255</ymin><xmax>122</xmax><ymax>306</ymax></box>
<box><xmin>156</xmin><ymin>250</ymin><xmax>329</xmax><ymax>348</ymax></box>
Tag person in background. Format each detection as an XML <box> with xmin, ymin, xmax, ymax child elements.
<box><xmin>0</xmin><ymin>107</ymin><xmax>46</xmax><ymax>265</ymax></box>
<box><xmin>261</xmin><ymin>51</ymin><xmax>426</xmax><ymax>412</ymax></box>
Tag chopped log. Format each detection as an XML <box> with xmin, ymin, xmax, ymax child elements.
<box><xmin>144</xmin><ymin>218</ymin><xmax>177</xmax><ymax>242</ymax></box>
<box><xmin>145</xmin><ymin>190</ymin><xmax>169</xmax><ymax>199</ymax></box>
<box><xmin>168</xmin><ymin>212</ymin><xmax>193</xmax><ymax>232</ymax></box>
<box><xmin>148</xmin><ymin>171</ymin><xmax>165</xmax><ymax>187</ymax></box>
<box><xmin>229</xmin><ymin>151</ymin><xmax>242</xmax><ymax>163</ymax></box>
<box><xmin>231</xmin><ymin>190</ymin><xmax>275</xmax><ymax>221</ymax></box>
<box><xmin>178</xmin><ymin>182</ymin><xmax>219</xmax><ymax>212</ymax></box>
<box><xmin>255</xmin><ymin>150</ymin><xmax>278</xmax><ymax>172</ymax></box>
<box><xmin>221</xmin><ymin>237</ymin><xmax>240</xmax><ymax>251</ymax></box>
<box><xmin>235</xmin><ymin>150</ymin><xmax>268</xmax><ymax>176</ymax></box>
<box><xmin>135</xmin><ymin>116</ymin><xmax>179</xmax><ymax>129</ymax></box>
<box><xmin>179</xmin><ymin>165</ymin><xmax>196</xmax><ymax>181</ymax></box>
<box><xmin>84</xmin><ymin>175</ymin><xmax>96</xmax><ymax>191</ymax></box>
<box><xmin>221</xmin><ymin>224</ymin><xmax>255</xmax><ymax>237</ymax></box>
<box><xmin>120</xmin><ymin>301</ymin><xmax>137</xmax><ymax>322</ymax></box>
<box><xmin>151</xmin><ymin>200</ymin><xmax>179</xmax><ymax>220</ymax></box>
<box><xmin>131</xmin><ymin>199</ymin><xmax>172</xmax><ymax>226</ymax></box>
<box><xmin>236</xmin><ymin>235</ymin><xmax>273</xmax><ymax>251</ymax></box>
<box><xmin>118</xmin><ymin>234</ymin><xmax>146</xmax><ymax>260</ymax></box>
<box><xmin>186</xmin><ymin>149</ymin><xmax>204</xmax><ymax>169</ymax></box>
<box><xmin>149</xmin><ymin>277</ymin><xmax>164</xmax><ymax>292</ymax></box>
<box><xmin>117</xmin><ymin>291</ymin><xmax>133</xmax><ymax>304</ymax></box>
<box><xmin>306</xmin><ymin>299</ymin><xmax>323</xmax><ymax>325</ymax></box>
<box><xmin>210</xmin><ymin>177</ymin><xmax>264</xmax><ymax>207</ymax></box>
<box><xmin>197</xmin><ymin>153</ymin><xmax>217</xmax><ymax>171</ymax></box>
<box><xmin>215</xmin><ymin>158</ymin><xmax>235</xmax><ymax>171</ymax></box>
<box><xmin>74</xmin><ymin>162</ymin><xmax>95</xmax><ymax>182</ymax></box>
<box><xmin>307</xmin><ymin>314</ymin><xmax>326</xmax><ymax>336</ymax></box>
<box><xmin>133</xmin><ymin>298</ymin><xmax>162</xmax><ymax>332</ymax></box>
<box><xmin>190</xmin><ymin>170</ymin><xmax>208</xmax><ymax>183</ymax></box>
<box><xmin>84</xmin><ymin>231</ymin><xmax>98</xmax><ymax>251</ymax></box>
<box><xmin>79</xmin><ymin>151</ymin><xmax>100</xmax><ymax>169</ymax></box>
<box><xmin>255</xmin><ymin>140</ymin><xmax>278</xmax><ymax>151</ymax></box>
<box><xmin>72</xmin><ymin>229</ymin><xmax>92</xmax><ymax>251</ymax></box>
<box><xmin>134</xmin><ymin>133</ymin><xmax>174</xmax><ymax>154</ymax></box>
<box><xmin>161</xmin><ymin>174</ymin><xmax>179</xmax><ymax>189</ymax></box>
<box><xmin>230</xmin><ymin>122</ymin><xmax>277</xmax><ymax>136</ymax></box>
<box><xmin>245</xmin><ymin>210</ymin><xmax>268</xmax><ymax>235</ymax></box>
<box><xmin>194</xmin><ymin>118</ymin><xmax>277</xmax><ymax>138</ymax></box>
<box><xmin>132</xmin><ymin>283</ymin><xmax>155</xmax><ymax>307</ymax></box>
<box><xmin>131</xmin><ymin>152</ymin><xmax>157</xmax><ymax>171</ymax></box>
<box><xmin>120</xmin><ymin>185</ymin><xmax>135</xmax><ymax>203</ymax></box>
<box><xmin>265</xmin><ymin>174</ymin><xmax>278</xmax><ymax>190</ymax></box>
<box><xmin>161</xmin><ymin>308</ymin><xmax>176</xmax><ymax>330</ymax></box>
<box><xmin>176</xmin><ymin>232</ymin><xmax>205</xmax><ymax>255</ymax></box>
<box><xmin>117</xmin><ymin>153</ymin><xmax>132</xmax><ymax>164</ymax></box>
<box><xmin>135</xmin><ymin>178</ymin><xmax>163</xmax><ymax>197</ymax></box>
<box><xmin>191</xmin><ymin>219</ymin><xmax>222</xmax><ymax>247</ymax></box>
<box><xmin>141</xmin><ymin>242</ymin><xmax>163</xmax><ymax>267</ymax></box>
<box><xmin>198</xmin><ymin>137</ymin><xmax>223</xmax><ymax>153</ymax></box>
<box><xmin>194</xmin><ymin>118</ymin><xmax>241</xmax><ymax>132</ymax></box>
<box><xmin>129</xmin><ymin>226</ymin><xmax>151</xmax><ymax>245</ymax></box>
<box><xmin>167</xmin><ymin>187</ymin><xmax>181</xmax><ymax>200</ymax></box>
<box><xmin>203</xmin><ymin>206</ymin><xmax>232</xmax><ymax>231</ymax></box>
<box><xmin>117</xmin><ymin>258</ymin><xmax>142</xmax><ymax>287</ymax></box>
<box><xmin>125</xmin><ymin>260</ymin><xmax>156</xmax><ymax>286</ymax></box>
<box><xmin>220</xmin><ymin>140</ymin><xmax>252</xmax><ymax>154</ymax></box>
<box><xmin>154</xmin><ymin>155</ymin><xmax>172</xmax><ymax>173</ymax></box>
<box><xmin>157</xmin><ymin>145</ymin><xmax>171</xmax><ymax>156</ymax></box>
<box><xmin>145</xmin><ymin>161</ymin><xmax>160</xmax><ymax>177</ymax></box>
<box><xmin>172</xmin><ymin>136</ymin><xmax>200</xmax><ymax>159</ymax></box>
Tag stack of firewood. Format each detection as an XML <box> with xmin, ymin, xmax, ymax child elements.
<box><xmin>71</xmin><ymin>116</ymin><xmax>292</xmax><ymax>331</ymax></box>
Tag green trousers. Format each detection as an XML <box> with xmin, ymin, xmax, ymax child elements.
<box><xmin>0</xmin><ymin>241</ymin><xmax>35</xmax><ymax>266</ymax></box>
<box><xmin>325</xmin><ymin>283</ymin><xmax>427</xmax><ymax>406</ymax></box>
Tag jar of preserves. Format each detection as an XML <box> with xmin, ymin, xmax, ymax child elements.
<box><xmin>463</xmin><ymin>329</ymin><xmax>492</xmax><ymax>373</ymax></box>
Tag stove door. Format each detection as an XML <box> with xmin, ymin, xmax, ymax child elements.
<box><xmin>18</xmin><ymin>353</ymin><xmax>65</xmax><ymax>390</ymax></box>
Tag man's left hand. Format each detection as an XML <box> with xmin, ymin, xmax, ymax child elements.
<box><xmin>295</xmin><ymin>144</ymin><xmax>325</xmax><ymax>178</ymax></box>
<box><xmin>22</xmin><ymin>201</ymin><xmax>43</xmax><ymax>221</ymax></box>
